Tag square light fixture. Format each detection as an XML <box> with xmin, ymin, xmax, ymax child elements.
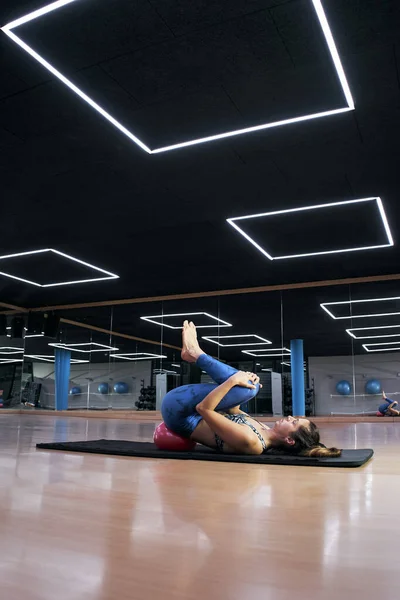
<box><xmin>25</xmin><ymin>334</ymin><xmax>45</xmax><ymax>338</ymax></box>
<box><xmin>110</xmin><ymin>353</ymin><xmax>167</xmax><ymax>361</ymax></box>
<box><xmin>0</xmin><ymin>249</ymin><xmax>118</xmax><ymax>287</ymax></box>
<box><xmin>1</xmin><ymin>0</ymin><xmax>354</xmax><ymax>154</ymax></box>
<box><xmin>346</xmin><ymin>325</ymin><xmax>400</xmax><ymax>340</ymax></box>
<box><xmin>49</xmin><ymin>342</ymin><xmax>119</xmax><ymax>353</ymax></box>
<box><xmin>201</xmin><ymin>335</ymin><xmax>272</xmax><ymax>347</ymax></box>
<box><xmin>0</xmin><ymin>347</ymin><xmax>24</xmax><ymax>354</ymax></box>
<box><xmin>153</xmin><ymin>369</ymin><xmax>179</xmax><ymax>375</ymax></box>
<box><xmin>321</xmin><ymin>295</ymin><xmax>400</xmax><ymax>320</ymax></box>
<box><xmin>227</xmin><ymin>197</ymin><xmax>393</xmax><ymax>260</ymax></box>
<box><xmin>140</xmin><ymin>312</ymin><xmax>232</xmax><ymax>329</ymax></box>
<box><xmin>242</xmin><ymin>347</ymin><xmax>291</xmax><ymax>357</ymax></box>
<box><xmin>0</xmin><ymin>358</ymin><xmax>23</xmax><ymax>364</ymax></box>
<box><xmin>25</xmin><ymin>354</ymin><xmax>89</xmax><ymax>363</ymax></box>
<box><xmin>362</xmin><ymin>341</ymin><xmax>400</xmax><ymax>353</ymax></box>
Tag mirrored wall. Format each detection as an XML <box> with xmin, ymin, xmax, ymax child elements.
<box><xmin>1</xmin><ymin>276</ymin><xmax>399</xmax><ymax>416</ymax></box>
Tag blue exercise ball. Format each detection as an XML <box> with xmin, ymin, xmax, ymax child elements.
<box><xmin>336</xmin><ymin>380</ymin><xmax>351</xmax><ymax>396</ymax></box>
<box><xmin>69</xmin><ymin>386</ymin><xmax>81</xmax><ymax>395</ymax></box>
<box><xmin>113</xmin><ymin>382</ymin><xmax>129</xmax><ymax>394</ymax></box>
<box><xmin>97</xmin><ymin>382</ymin><xmax>109</xmax><ymax>394</ymax></box>
<box><xmin>365</xmin><ymin>379</ymin><xmax>382</xmax><ymax>395</ymax></box>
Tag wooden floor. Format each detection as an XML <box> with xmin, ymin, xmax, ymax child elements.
<box><xmin>1</xmin><ymin>415</ymin><xmax>400</xmax><ymax>600</ymax></box>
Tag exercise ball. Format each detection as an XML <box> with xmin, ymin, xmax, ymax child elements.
<box><xmin>97</xmin><ymin>382</ymin><xmax>109</xmax><ymax>394</ymax></box>
<box><xmin>336</xmin><ymin>380</ymin><xmax>351</xmax><ymax>396</ymax></box>
<box><xmin>113</xmin><ymin>381</ymin><xmax>129</xmax><ymax>394</ymax></box>
<box><xmin>69</xmin><ymin>386</ymin><xmax>81</xmax><ymax>395</ymax></box>
<box><xmin>365</xmin><ymin>379</ymin><xmax>382</xmax><ymax>395</ymax></box>
<box><xmin>154</xmin><ymin>422</ymin><xmax>197</xmax><ymax>451</ymax></box>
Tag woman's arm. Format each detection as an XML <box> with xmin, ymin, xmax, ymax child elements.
<box><xmin>386</xmin><ymin>401</ymin><xmax>398</xmax><ymax>410</ymax></box>
<box><xmin>196</xmin><ymin>372</ymin><xmax>262</xmax><ymax>454</ymax></box>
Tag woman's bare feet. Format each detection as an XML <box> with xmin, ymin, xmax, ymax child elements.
<box><xmin>181</xmin><ymin>320</ymin><xmax>204</xmax><ymax>363</ymax></box>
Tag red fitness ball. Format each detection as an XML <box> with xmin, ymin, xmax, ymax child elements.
<box><xmin>153</xmin><ymin>422</ymin><xmax>197</xmax><ymax>451</ymax></box>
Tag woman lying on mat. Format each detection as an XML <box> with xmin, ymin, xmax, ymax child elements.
<box><xmin>161</xmin><ymin>321</ymin><xmax>341</xmax><ymax>457</ymax></box>
<box><xmin>377</xmin><ymin>391</ymin><xmax>400</xmax><ymax>416</ymax></box>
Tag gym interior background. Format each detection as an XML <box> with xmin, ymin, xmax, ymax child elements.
<box><xmin>1</xmin><ymin>0</ymin><xmax>400</xmax><ymax>419</ymax></box>
<box><xmin>1</xmin><ymin>2</ymin><xmax>400</xmax><ymax>599</ymax></box>
<box><xmin>2</xmin><ymin>279</ymin><xmax>400</xmax><ymax>416</ymax></box>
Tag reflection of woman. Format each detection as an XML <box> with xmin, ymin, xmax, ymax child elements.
<box><xmin>378</xmin><ymin>391</ymin><xmax>400</xmax><ymax>416</ymax></box>
<box><xmin>161</xmin><ymin>321</ymin><xmax>341</xmax><ymax>457</ymax></box>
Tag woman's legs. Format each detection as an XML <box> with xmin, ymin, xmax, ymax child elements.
<box><xmin>161</xmin><ymin>321</ymin><xmax>260</xmax><ymax>436</ymax></box>
<box><xmin>196</xmin><ymin>353</ymin><xmax>238</xmax><ymax>384</ymax></box>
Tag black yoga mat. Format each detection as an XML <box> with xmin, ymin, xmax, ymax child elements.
<box><xmin>36</xmin><ymin>439</ymin><xmax>373</xmax><ymax>468</ymax></box>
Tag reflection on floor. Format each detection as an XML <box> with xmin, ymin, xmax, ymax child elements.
<box><xmin>1</xmin><ymin>415</ymin><xmax>400</xmax><ymax>600</ymax></box>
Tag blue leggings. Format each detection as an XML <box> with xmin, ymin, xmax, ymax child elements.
<box><xmin>378</xmin><ymin>398</ymin><xmax>394</xmax><ymax>414</ymax></box>
<box><xmin>161</xmin><ymin>354</ymin><xmax>260</xmax><ymax>437</ymax></box>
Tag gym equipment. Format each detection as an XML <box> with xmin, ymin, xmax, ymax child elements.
<box><xmin>97</xmin><ymin>382</ymin><xmax>109</xmax><ymax>394</ymax></box>
<box><xmin>10</xmin><ymin>316</ymin><xmax>24</xmax><ymax>338</ymax></box>
<box><xmin>36</xmin><ymin>440</ymin><xmax>374</xmax><ymax>468</ymax></box>
<box><xmin>0</xmin><ymin>315</ymin><xmax>7</xmax><ymax>335</ymax></box>
<box><xmin>365</xmin><ymin>379</ymin><xmax>381</xmax><ymax>395</ymax></box>
<box><xmin>42</xmin><ymin>312</ymin><xmax>60</xmax><ymax>338</ymax></box>
<box><xmin>135</xmin><ymin>384</ymin><xmax>156</xmax><ymax>410</ymax></box>
<box><xmin>69</xmin><ymin>386</ymin><xmax>81</xmax><ymax>395</ymax></box>
<box><xmin>113</xmin><ymin>382</ymin><xmax>129</xmax><ymax>394</ymax></box>
<box><xmin>21</xmin><ymin>382</ymin><xmax>42</xmax><ymax>407</ymax></box>
<box><xmin>336</xmin><ymin>380</ymin><xmax>352</xmax><ymax>396</ymax></box>
<box><xmin>154</xmin><ymin>422</ymin><xmax>197</xmax><ymax>451</ymax></box>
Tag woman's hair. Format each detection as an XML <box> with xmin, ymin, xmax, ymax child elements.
<box><xmin>287</xmin><ymin>421</ymin><xmax>341</xmax><ymax>458</ymax></box>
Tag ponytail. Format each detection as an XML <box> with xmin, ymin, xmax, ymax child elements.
<box><xmin>301</xmin><ymin>443</ymin><xmax>341</xmax><ymax>458</ymax></box>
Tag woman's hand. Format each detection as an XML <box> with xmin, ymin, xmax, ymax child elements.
<box><xmin>229</xmin><ymin>371</ymin><xmax>260</xmax><ymax>389</ymax></box>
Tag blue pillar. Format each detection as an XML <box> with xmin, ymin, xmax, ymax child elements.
<box><xmin>290</xmin><ymin>339</ymin><xmax>305</xmax><ymax>416</ymax></box>
<box><xmin>55</xmin><ymin>349</ymin><xmax>71</xmax><ymax>411</ymax></box>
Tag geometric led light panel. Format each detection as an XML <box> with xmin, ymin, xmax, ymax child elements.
<box><xmin>362</xmin><ymin>341</ymin><xmax>400</xmax><ymax>353</ymax></box>
<box><xmin>227</xmin><ymin>197</ymin><xmax>393</xmax><ymax>261</ymax></box>
<box><xmin>321</xmin><ymin>296</ymin><xmax>400</xmax><ymax>320</ymax></box>
<box><xmin>49</xmin><ymin>342</ymin><xmax>119</xmax><ymax>353</ymax></box>
<box><xmin>141</xmin><ymin>312</ymin><xmax>232</xmax><ymax>329</ymax></box>
<box><xmin>1</xmin><ymin>0</ymin><xmax>354</xmax><ymax>154</ymax></box>
<box><xmin>25</xmin><ymin>354</ymin><xmax>89</xmax><ymax>363</ymax></box>
<box><xmin>0</xmin><ymin>358</ymin><xmax>24</xmax><ymax>364</ymax></box>
<box><xmin>346</xmin><ymin>325</ymin><xmax>400</xmax><ymax>340</ymax></box>
<box><xmin>0</xmin><ymin>347</ymin><xmax>24</xmax><ymax>354</ymax></box>
<box><xmin>242</xmin><ymin>347</ymin><xmax>291</xmax><ymax>357</ymax></box>
<box><xmin>0</xmin><ymin>249</ymin><xmax>119</xmax><ymax>287</ymax></box>
<box><xmin>201</xmin><ymin>335</ymin><xmax>272</xmax><ymax>347</ymax></box>
<box><xmin>110</xmin><ymin>353</ymin><xmax>167</xmax><ymax>361</ymax></box>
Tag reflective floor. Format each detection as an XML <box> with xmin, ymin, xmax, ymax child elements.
<box><xmin>1</xmin><ymin>414</ymin><xmax>399</xmax><ymax>600</ymax></box>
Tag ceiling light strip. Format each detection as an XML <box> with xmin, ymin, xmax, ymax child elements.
<box><xmin>227</xmin><ymin>197</ymin><xmax>393</xmax><ymax>261</ymax></box>
<box><xmin>1</xmin><ymin>0</ymin><xmax>354</xmax><ymax>154</ymax></box>
<box><xmin>141</xmin><ymin>312</ymin><xmax>232</xmax><ymax>329</ymax></box>
<box><xmin>311</xmin><ymin>0</ymin><xmax>354</xmax><ymax>109</ymax></box>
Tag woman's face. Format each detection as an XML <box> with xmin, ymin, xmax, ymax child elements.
<box><xmin>273</xmin><ymin>415</ymin><xmax>310</xmax><ymax>441</ymax></box>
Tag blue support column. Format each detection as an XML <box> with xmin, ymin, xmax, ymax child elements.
<box><xmin>290</xmin><ymin>339</ymin><xmax>305</xmax><ymax>416</ymax></box>
<box><xmin>55</xmin><ymin>349</ymin><xmax>71</xmax><ymax>411</ymax></box>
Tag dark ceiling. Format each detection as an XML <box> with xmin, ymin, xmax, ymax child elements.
<box><xmin>1</xmin><ymin>0</ymin><xmax>400</xmax><ymax>357</ymax></box>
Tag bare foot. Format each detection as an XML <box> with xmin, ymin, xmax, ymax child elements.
<box><xmin>181</xmin><ymin>320</ymin><xmax>204</xmax><ymax>363</ymax></box>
